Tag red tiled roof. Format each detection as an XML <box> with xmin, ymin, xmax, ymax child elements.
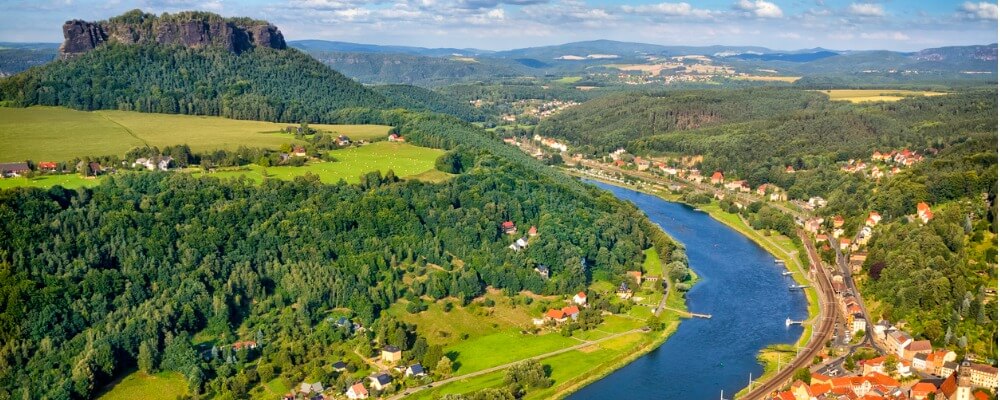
<box><xmin>906</xmin><ymin>340</ymin><xmax>932</xmax><ymax>352</ymax></box>
<box><xmin>502</xmin><ymin>221</ymin><xmax>515</xmax><ymax>229</ymax></box>
<box><xmin>974</xmin><ymin>391</ymin><xmax>991</xmax><ymax>400</ymax></box>
<box><xmin>350</xmin><ymin>383</ymin><xmax>368</xmax><ymax>396</ymax></box>
<box><xmin>562</xmin><ymin>306</ymin><xmax>580</xmax><ymax>316</ymax></box>
<box><xmin>546</xmin><ymin>309</ymin><xmax>565</xmax><ymax>319</ymax></box>
<box><xmin>866</xmin><ymin>372</ymin><xmax>899</xmax><ymax>387</ymax></box>
<box><xmin>910</xmin><ymin>382</ymin><xmax>936</xmax><ymax>396</ymax></box>
<box><xmin>916</xmin><ymin>202</ymin><xmax>931</xmax><ymax>212</ymax></box>
<box><xmin>576</xmin><ymin>291</ymin><xmax>587</xmax><ymax>298</ymax></box>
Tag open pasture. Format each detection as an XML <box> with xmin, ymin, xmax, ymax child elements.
<box><xmin>0</xmin><ymin>106</ymin><xmax>392</xmax><ymax>161</ymax></box>
<box><xmin>191</xmin><ymin>141</ymin><xmax>444</xmax><ymax>184</ymax></box>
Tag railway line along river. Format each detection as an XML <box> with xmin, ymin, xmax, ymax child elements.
<box><xmin>570</xmin><ymin>181</ymin><xmax>808</xmax><ymax>400</ymax></box>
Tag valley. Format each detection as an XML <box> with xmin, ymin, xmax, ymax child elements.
<box><xmin>0</xmin><ymin>5</ymin><xmax>996</xmax><ymax>400</ymax></box>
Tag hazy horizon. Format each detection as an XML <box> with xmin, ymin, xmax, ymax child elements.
<box><xmin>0</xmin><ymin>0</ymin><xmax>996</xmax><ymax>52</ymax></box>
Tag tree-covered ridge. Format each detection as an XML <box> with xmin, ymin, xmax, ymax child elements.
<box><xmin>372</xmin><ymin>84</ymin><xmax>485</xmax><ymax>122</ymax></box>
<box><xmin>534</xmin><ymin>88</ymin><xmax>826</xmax><ymax>151</ymax></box>
<box><xmin>0</xmin><ymin>43</ymin><xmax>387</xmax><ymax>122</ymax></box>
<box><xmin>0</xmin><ymin>148</ymin><xmax>667</xmax><ymax>398</ymax></box>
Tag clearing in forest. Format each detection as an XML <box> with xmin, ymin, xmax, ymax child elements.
<box><xmin>816</xmin><ymin>89</ymin><xmax>946</xmax><ymax>103</ymax></box>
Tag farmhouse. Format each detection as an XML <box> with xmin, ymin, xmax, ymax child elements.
<box><xmin>292</xmin><ymin>145</ymin><xmax>307</xmax><ymax>157</ymax></box>
<box><xmin>626</xmin><ymin>270</ymin><xmax>642</xmax><ymax>285</ymax></box>
<box><xmin>562</xmin><ymin>306</ymin><xmax>580</xmax><ymax>320</ymax></box>
<box><xmin>917</xmin><ymin>202</ymin><xmax>934</xmax><ymax>224</ymax></box>
<box><xmin>337</xmin><ymin>135</ymin><xmax>352</xmax><ymax>146</ymax></box>
<box><xmin>381</xmin><ymin>345</ymin><xmax>402</xmax><ymax>363</ymax></box>
<box><xmin>545</xmin><ymin>308</ymin><xmax>567</xmax><ymax>322</ymax></box>
<box><xmin>501</xmin><ymin>221</ymin><xmax>517</xmax><ymax>235</ymax></box>
<box><xmin>573</xmin><ymin>291</ymin><xmax>587</xmax><ymax>305</ymax></box>
<box><xmin>0</xmin><ymin>162</ymin><xmax>30</xmax><ymax>177</ymax></box>
<box><xmin>528</xmin><ymin>226</ymin><xmax>538</xmax><ymax>236</ymax></box>
<box><xmin>38</xmin><ymin>161</ymin><xmax>58</xmax><ymax>172</ymax></box>
<box><xmin>710</xmin><ymin>171</ymin><xmax>724</xmax><ymax>185</ymax></box>
<box><xmin>388</xmin><ymin>133</ymin><xmax>406</xmax><ymax>142</ymax></box>
<box><xmin>346</xmin><ymin>383</ymin><xmax>369</xmax><ymax>399</ymax></box>
<box><xmin>616</xmin><ymin>282</ymin><xmax>633</xmax><ymax>299</ymax></box>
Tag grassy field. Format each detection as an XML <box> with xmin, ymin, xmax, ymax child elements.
<box><xmin>643</xmin><ymin>247</ymin><xmax>663</xmax><ymax>277</ymax></box>
<box><xmin>0</xmin><ymin>106</ymin><xmax>392</xmax><ymax>161</ymax></box>
<box><xmin>189</xmin><ymin>142</ymin><xmax>444</xmax><ymax>185</ymax></box>
<box><xmin>816</xmin><ymin>89</ymin><xmax>946</xmax><ymax>103</ymax></box>
<box><xmin>97</xmin><ymin>371</ymin><xmax>186</xmax><ymax>400</ymax></box>
<box><xmin>732</xmin><ymin>75</ymin><xmax>801</xmax><ymax>83</ymax></box>
<box><xmin>0</xmin><ymin>174</ymin><xmax>103</xmax><ymax>190</ymax></box>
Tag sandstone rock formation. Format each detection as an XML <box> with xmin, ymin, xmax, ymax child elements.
<box><xmin>58</xmin><ymin>10</ymin><xmax>286</xmax><ymax>59</ymax></box>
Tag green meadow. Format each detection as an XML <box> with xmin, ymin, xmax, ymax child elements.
<box><xmin>189</xmin><ymin>142</ymin><xmax>446</xmax><ymax>185</ymax></box>
<box><xmin>0</xmin><ymin>106</ymin><xmax>392</xmax><ymax>161</ymax></box>
<box><xmin>96</xmin><ymin>371</ymin><xmax>187</xmax><ymax>400</ymax></box>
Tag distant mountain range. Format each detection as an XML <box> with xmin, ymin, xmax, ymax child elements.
<box><xmin>2</xmin><ymin>38</ymin><xmax>995</xmax><ymax>84</ymax></box>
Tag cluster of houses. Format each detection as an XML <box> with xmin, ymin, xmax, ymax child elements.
<box><xmin>504</xmin><ymin>221</ymin><xmax>538</xmax><ymax>252</ymax></box>
<box><xmin>772</xmin><ymin>357</ymin><xmax>996</xmax><ymax>400</ymax></box>
<box><xmin>132</xmin><ymin>156</ymin><xmax>173</xmax><ymax>171</ymax></box>
<box><xmin>535</xmin><ymin>292</ymin><xmax>586</xmax><ymax>325</ymax></box>
<box><xmin>0</xmin><ymin>161</ymin><xmax>67</xmax><ymax>177</ymax></box>
<box><xmin>840</xmin><ymin>149</ymin><xmax>925</xmax><ymax>181</ymax></box>
<box><xmin>532</xmin><ymin>134</ymin><xmax>569</xmax><ymax>152</ymax></box>
<box><xmin>286</xmin><ymin>346</ymin><xmax>428</xmax><ymax>400</ymax></box>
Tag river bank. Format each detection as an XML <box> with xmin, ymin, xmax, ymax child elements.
<box><xmin>574</xmin><ymin>175</ymin><xmax>819</xmax><ymax>398</ymax></box>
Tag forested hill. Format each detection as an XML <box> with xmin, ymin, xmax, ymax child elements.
<box><xmin>372</xmin><ymin>84</ymin><xmax>485</xmax><ymax>121</ymax></box>
<box><xmin>0</xmin><ymin>43</ymin><xmax>387</xmax><ymax>122</ymax></box>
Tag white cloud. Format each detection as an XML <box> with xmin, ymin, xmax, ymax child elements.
<box><xmin>960</xmin><ymin>2</ymin><xmax>998</xmax><ymax>20</ymax></box>
<box><xmin>734</xmin><ymin>0</ymin><xmax>782</xmax><ymax>18</ymax></box>
<box><xmin>622</xmin><ymin>2</ymin><xmax>719</xmax><ymax>18</ymax></box>
<box><xmin>621</xmin><ymin>2</ymin><xmax>716</xmax><ymax>19</ymax></box>
<box><xmin>847</xmin><ymin>3</ymin><xmax>884</xmax><ymax>17</ymax></box>
<box><xmin>859</xmin><ymin>31</ymin><xmax>910</xmax><ymax>40</ymax></box>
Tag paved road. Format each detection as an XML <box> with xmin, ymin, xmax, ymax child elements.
<box><xmin>828</xmin><ymin>233</ymin><xmax>885</xmax><ymax>354</ymax></box>
<box><xmin>388</xmin><ymin>328</ymin><xmax>643</xmax><ymax>400</ymax></box>
<box><xmin>740</xmin><ymin>230</ymin><xmax>837</xmax><ymax>399</ymax></box>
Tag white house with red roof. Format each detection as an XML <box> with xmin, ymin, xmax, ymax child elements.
<box><xmin>916</xmin><ymin>202</ymin><xmax>934</xmax><ymax>224</ymax></box>
<box><xmin>710</xmin><ymin>171</ymin><xmax>724</xmax><ymax>185</ymax></box>
<box><xmin>572</xmin><ymin>292</ymin><xmax>587</xmax><ymax>306</ymax></box>
<box><xmin>346</xmin><ymin>383</ymin><xmax>369</xmax><ymax>399</ymax></box>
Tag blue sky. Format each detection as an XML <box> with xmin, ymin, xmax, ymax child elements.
<box><xmin>0</xmin><ymin>0</ymin><xmax>996</xmax><ymax>50</ymax></box>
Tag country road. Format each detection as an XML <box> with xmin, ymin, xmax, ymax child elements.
<box><xmin>387</xmin><ymin>328</ymin><xmax>644</xmax><ymax>400</ymax></box>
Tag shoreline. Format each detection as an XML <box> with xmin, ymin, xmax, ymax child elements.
<box><xmin>575</xmin><ymin>173</ymin><xmax>819</xmax><ymax>397</ymax></box>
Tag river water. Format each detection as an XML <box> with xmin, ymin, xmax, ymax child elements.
<box><xmin>569</xmin><ymin>181</ymin><xmax>808</xmax><ymax>400</ymax></box>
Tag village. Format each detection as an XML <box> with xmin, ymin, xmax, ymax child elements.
<box><xmin>497</xmin><ymin>137</ymin><xmax>998</xmax><ymax>400</ymax></box>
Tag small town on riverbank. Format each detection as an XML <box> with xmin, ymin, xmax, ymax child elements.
<box><xmin>504</xmin><ymin>134</ymin><xmax>998</xmax><ymax>400</ymax></box>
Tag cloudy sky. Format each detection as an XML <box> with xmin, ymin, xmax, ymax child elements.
<box><xmin>0</xmin><ymin>0</ymin><xmax>996</xmax><ymax>51</ymax></box>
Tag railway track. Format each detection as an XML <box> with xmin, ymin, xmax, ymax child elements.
<box><xmin>740</xmin><ymin>230</ymin><xmax>836</xmax><ymax>399</ymax></box>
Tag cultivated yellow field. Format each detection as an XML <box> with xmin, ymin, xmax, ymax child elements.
<box><xmin>816</xmin><ymin>89</ymin><xmax>947</xmax><ymax>103</ymax></box>
<box><xmin>733</xmin><ymin>75</ymin><xmax>801</xmax><ymax>82</ymax></box>
<box><xmin>0</xmin><ymin>106</ymin><xmax>392</xmax><ymax>161</ymax></box>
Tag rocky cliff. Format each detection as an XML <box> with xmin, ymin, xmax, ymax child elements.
<box><xmin>59</xmin><ymin>10</ymin><xmax>286</xmax><ymax>59</ymax></box>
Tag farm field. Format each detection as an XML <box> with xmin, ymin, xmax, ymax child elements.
<box><xmin>732</xmin><ymin>75</ymin><xmax>801</xmax><ymax>82</ymax></box>
<box><xmin>189</xmin><ymin>141</ymin><xmax>444</xmax><ymax>184</ymax></box>
<box><xmin>0</xmin><ymin>173</ymin><xmax>102</xmax><ymax>189</ymax></box>
<box><xmin>0</xmin><ymin>106</ymin><xmax>392</xmax><ymax>161</ymax></box>
<box><xmin>816</xmin><ymin>89</ymin><xmax>946</xmax><ymax>103</ymax></box>
<box><xmin>96</xmin><ymin>371</ymin><xmax>186</xmax><ymax>400</ymax></box>
<box><xmin>553</xmin><ymin>76</ymin><xmax>582</xmax><ymax>84</ymax></box>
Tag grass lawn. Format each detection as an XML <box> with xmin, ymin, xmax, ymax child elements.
<box><xmin>189</xmin><ymin>142</ymin><xmax>443</xmax><ymax>185</ymax></box>
<box><xmin>815</xmin><ymin>89</ymin><xmax>946</xmax><ymax>103</ymax></box>
<box><xmin>0</xmin><ymin>106</ymin><xmax>392</xmax><ymax>161</ymax></box>
<box><xmin>0</xmin><ymin>174</ymin><xmax>103</xmax><ymax>190</ymax></box>
<box><xmin>643</xmin><ymin>247</ymin><xmax>663</xmax><ymax>277</ymax></box>
<box><xmin>447</xmin><ymin>330</ymin><xmax>579</xmax><ymax>374</ymax></box>
<box><xmin>97</xmin><ymin>370</ymin><xmax>187</xmax><ymax>400</ymax></box>
<box><xmin>390</xmin><ymin>292</ymin><xmax>535</xmax><ymax>347</ymax></box>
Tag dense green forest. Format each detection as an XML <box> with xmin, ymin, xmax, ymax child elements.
<box><xmin>305</xmin><ymin>51</ymin><xmax>533</xmax><ymax>87</ymax></box>
<box><xmin>0</xmin><ymin>139</ymin><xmax>675</xmax><ymax>399</ymax></box>
<box><xmin>372</xmin><ymin>84</ymin><xmax>485</xmax><ymax>122</ymax></box>
<box><xmin>535</xmin><ymin>88</ymin><xmax>824</xmax><ymax>151</ymax></box>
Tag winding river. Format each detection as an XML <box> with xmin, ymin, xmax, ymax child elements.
<box><xmin>570</xmin><ymin>181</ymin><xmax>808</xmax><ymax>400</ymax></box>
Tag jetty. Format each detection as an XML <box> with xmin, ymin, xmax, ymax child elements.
<box><xmin>788</xmin><ymin>284</ymin><xmax>808</xmax><ymax>291</ymax></box>
<box><xmin>785</xmin><ymin>318</ymin><xmax>805</xmax><ymax>327</ymax></box>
